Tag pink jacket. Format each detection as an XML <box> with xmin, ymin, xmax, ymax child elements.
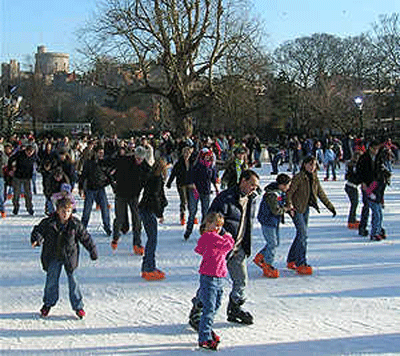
<box><xmin>195</xmin><ymin>231</ymin><xmax>235</xmax><ymax>278</ymax></box>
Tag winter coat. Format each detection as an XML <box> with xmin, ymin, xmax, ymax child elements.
<box><xmin>8</xmin><ymin>150</ymin><xmax>36</xmax><ymax>180</ymax></box>
<box><xmin>356</xmin><ymin>147</ymin><xmax>391</xmax><ymax>203</ymax></box>
<box><xmin>257</xmin><ymin>182</ymin><xmax>287</xmax><ymax>228</ymax></box>
<box><xmin>195</xmin><ymin>231</ymin><xmax>234</xmax><ymax>278</ymax></box>
<box><xmin>324</xmin><ymin>149</ymin><xmax>336</xmax><ymax>164</ymax></box>
<box><xmin>188</xmin><ymin>161</ymin><xmax>217</xmax><ymax>195</ymax></box>
<box><xmin>287</xmin><ymin>170</ymin><xmax>335</xmax><ymax>215</ymax></box>
<box><xmin>221</xmin><ymin>158</ymin><xmax>248</xmax><ymax>189</ymax></box>
<box><xmin>43</xmin><ymin>171</ymin><xmax>70</xmax><ymax>198</ymax></box>
<box><xmin>31</xmin><ymin>214</ymin><xmax>98</xmax><ymax>273</ymax></box>
<box><xmin>139</xmin><ymin>173</ymin><xmax>168</xmax><ymax>218</ymax></box>
<box><xmin>208</xmin><ymin>185</ymin><xmax>257</xmax><ymax>257</ymax></box>
<box><xmin>112</xmin><ymin>155</ymin><xmax>152</xmax><ymax>198</ymax></box>
<box><xmin>166</xmin><ymin>156</ymin><xmax>192</xmax><ymax>188</ymax></box>
<box><xmin>79</xmin><ymin>158</ymin><xmax>113</xmax><ymax>191</ymax></box>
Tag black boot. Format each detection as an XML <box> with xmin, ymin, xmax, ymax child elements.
<box><xmin>227</xmin><ymin>297</ymin><xmax>253</xmax><ymax>325</ymax></box>
<box><xmin>188</xmin><ymin>297</ymin><xmax>202</xmax><ymax>331</ymax></box>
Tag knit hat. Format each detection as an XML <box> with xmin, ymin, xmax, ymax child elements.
<box><xmin>135</xmin><ymin>146</ymin><xmax>147</xmax><ymax>159</ymax></box>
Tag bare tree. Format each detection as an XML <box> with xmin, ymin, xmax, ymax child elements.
<box><xmin>78</xmin><ymin>0</ymin><xmax>262</xmax><ymax>134</ymax></box>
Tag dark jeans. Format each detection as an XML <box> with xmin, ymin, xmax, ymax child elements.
<box><xmin>81</xmin><ymin>188</ymin><xmax>111</xmax><ymax>231</ymax></box>
<box><xmin>43</xmin><ymin>259</ymin><xmax>83</xmax><ymax>311</ymax></box>
<box><xmin>113</xmin><ymin>195</ymin><xmax>142</xmax><ymax>246</ymax></box>
<box><xmin>287</xmin><ymin>207</ymin><xmax>309</xmax><ymax>266</ymax></box>
<box><xmin>140</xmin><ymin>208</ymin><xmax>158</xmax><ymax>272</ymax></box>
<box><xmin>177</xmin><ymin>185</ymin><xmax>189</xmax><ymax>218</ymax></box>
<box><xmin>345</xmin><ymin>184</ymin><xmax>359</xmax><ymax>223</ymax></box>
<box><xmin>359</xmin><ymin>189</ymin><xmax>370</xmax><ymax>231</ymax></box>
<box><xmin>198</xmin><ymin>275</ymin><xmax>223</xmax><ymax>343</ymax></box>
<box><xmin>185</xmin><ymin>188</ymin><xmax>210</xmax><ymax>236</ymax></box>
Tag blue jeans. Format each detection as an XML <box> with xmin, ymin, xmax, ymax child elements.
<box><xmin>259</xmin><ymin>225</ymin><xmax>279</xmax><ymax>265</ymax></box>
<box><xmin>198</xmin><ymin>274</ymin><xmax>223</xmax><ymax>343</ymax></box>
<box><xmin>325</xmin><ymin>161</ymin><xmax>336</xmax><ymax>179</ymax></box>
<box><xmin>369</xmin><ymin>200</ymin><xmax>383</xmax><ymax>237</ymax></box>
<box><xmin>0</xmin><ymin>177</ymin><xmax>4</xmax><ymax>212</ymax></box>
<box><xmin>287</xmin><ymin>207</ymin><xmax>309</xmax><ymax>266</ymax></box>
<box><xmin>226</xmin><ymin>247</ymin><xmax>248</xmax><ymax>303</ymax></box>
<box><xmin>140</xmin><ymin>208</ymin><xmax>158</xmax><ymax>272</ymax></box>
<box><xmin>185</xmin><ymin>189</ymin><xmax>210</xmax><ymax>236</ymax></box>
<box><xmin>43</xmin><ymin>259</ymin><xmax>83</xmax><ymax>310</ymax></box>
<box><xmin>81</xmin><ymin>188</ymin><xmax>111</xmax><ymax>232</ymax></box>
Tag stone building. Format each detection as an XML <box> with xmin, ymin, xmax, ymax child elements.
<box><xmin>34</xmin><ymin>45</ymin><xmax>69</xmax><ymax>76</ymax></box>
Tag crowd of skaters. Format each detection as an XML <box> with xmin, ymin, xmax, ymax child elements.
<box><xmin>0</xmin><ymin>130</ymin><xmax>395</xmax><ymax>350</ymax></box>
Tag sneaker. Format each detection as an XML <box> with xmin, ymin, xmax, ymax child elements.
<box><xmin>133</xmin><ymin>245</ymin><xmax>144</xmax><ymax>255</ymax></box>
<box><xmin>76</xmin><ymin>309</ymin><xmax>85</xmax><ymax>319</ymax></box>
<box><xmin>184</xmin><ymin>232</ymin><xmax>190</xmax><ymax>241</ymax></box>
<box><xmin>40</xmin><ymin>305</ymin><xmax>51</xmax><ymax>318</ymax></box>
<box><xmin>348</xmin><ymin>221</ymin><xmax>360</xmax><ymax>229</ymax></box>
<box><xmin>296</xmin><ymin>264</ymin><xmax>313</xmax><ymax>275</ymax></box>
<box><xmin>324</xmin><ymin>177</ymin><xmax>329</xmax><ymax>181</ymax></box>
<box><xmin>287</xmin><ymin>261</ymin><xmax>297</xmax><ymax>270</ymax></box>
<box><xmin>111</xmin><ymin>239</ymin><xmax>118</xmax><ymax>250</ymax></box>
<box><xmin>194</xmin><ymin>218</ymin><xmax>199</xmax><ymax>224</ymax></box>
<box><xmin>253</xmin><ymin>253</ymin><xmax>267</xmax><ymax>269</ymax></box>
<box><xmin>141</xmin><ymin>269</ymin><xmax>165</xmax><ymax>281</ymax></box>
<box><xmin>199</xmin><ymin>340</ymin><xmax>218</xmax><ymax>351</ymax></box>
<box><xmin>379</xmin><ymin>228</ymin><xmax>387</xmax><ymax>240</ymax></box>
<box><xmin>263</xmin><ymin>264</ymin><xmax>280</xmax><ymax>278</ymax></box>
<box><xmin>0</xmin><ymin>211</ymin><xmax>6</xmax><ymax>218</ymax></box>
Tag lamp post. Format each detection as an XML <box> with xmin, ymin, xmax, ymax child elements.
<box><xmin>354</xmin><ymin>96</ymin><xmax>363</xmax><ymax>136</ymax></box>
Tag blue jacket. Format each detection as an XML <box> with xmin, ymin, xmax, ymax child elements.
<box><xmin>188</xmin><ymin>161</ymin><xmax>217</xmax><ymax>195</ymax></box>
<box><xmin>257</xmin><ymin>182</ymin><xmax>287</xmax><ymax>228</ymax></box>
<box><xmin>208</xmin><ymin>185</ymin><xmax>257</xmax><ymax>257</ymax></box>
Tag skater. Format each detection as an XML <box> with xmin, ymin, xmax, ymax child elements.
<box><xmin>189</xmin><ymin>170</ymin><xmax>260</xmax><ymax>328</ymax></box>
<box><xmin>356</xmin><ymin>140</ymin><xmax>391</xmax><ymax>241</ymax></box>
<box><xmin>166</xmin><ymin>145</ymin><xmax>195</xmax><ymax>225</ymax></box>
<box><xmin>344</xmin><ymin>150</ymin><xmax>363</xmax><ymax>229</ymax></box>
<box><xmin>193</xmin><ymin>212</ymin><xmax>234</xmax><ymax>351</ymax></box>
<box><xmin>139</xmin><ymin>158</ymin><xmax>168</xmax><ymax>281</ymax></box>
<box><xmin>286</xmin><ymin>156</ymin><xmax>336</xmax><ymax>275</ymax></box>
<box><xmin>253</xmin><ymin>173</ymin><xmax>292</xmax><ymax>278</ymax></box>
<box><xmin>31</xmin><ymin>194</ymin><xmax>98</xmax><ymax>319</ymax></box>
<box><xmin>323</xmin><ymin>144</ymin><xmax>337</xmax><ymax>181</ymax></box>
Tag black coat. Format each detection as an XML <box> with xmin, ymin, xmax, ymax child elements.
<box><xmin>112</xmin><ymin>155</ymin><xmax>151</xmax><ymax>198</ymax></box>
<box><xmin>79</xmin><ymin>158</ymin><xmax>112</xmax><ymax>191</ymax></box>
<box><xmin>208</xmin><ymin>185</ymin><xmax>257</xmax><ymax>257</ymax></box>
<box><xmin>31</xmin><ymin>215</ymin><xmax>98</xmax><ymax>273</ymax></box>
<box><xmin>8</xmin><ymin>150</ymin><xmax>36</xmax><ymax>180</ymax></box>
<box><xmin>139</xmin><ymin>174</ymin><xmax>168</xmax><ymax>218</ymax></box>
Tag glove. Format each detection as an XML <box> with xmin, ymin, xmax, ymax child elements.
<box><xmin>166</xmin><ymin>183</ymin><xmax>171</xmax><ymax>189</ymax></box>
<box><xmin>332</xmin><ymin>209</ymin><xmax>336</xmax><ymax>218</ymax></box>
<box><xmin>90</xmin><ymin>252</ymin><xmax>98</xmax><ymax>261</ymax></box>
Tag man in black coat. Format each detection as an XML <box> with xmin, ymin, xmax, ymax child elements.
<box><xmin>111</xmin><ymin>146</ymin><xmax>151</xmax><ymax>254</ymax></box>
<box><xmin>8</xmin><ymin>144</ymin><xmax>36</xmax><ymax>215</ymax></box>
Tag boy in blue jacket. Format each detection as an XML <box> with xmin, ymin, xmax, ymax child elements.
<box><xmin>254</xmin><ymin>173</ymin><xmax>292</xmax><ymax>278</ymax></box>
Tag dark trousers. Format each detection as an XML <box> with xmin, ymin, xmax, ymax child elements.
<box><xmin>345</xmin><ymin>184</ymin><xmax>359</xmax><ymax>224</ymax></box>
<box><xmin>113</xmin><ymin>195</ymin><xmax>142</xmax><ymax>246</ymax></box>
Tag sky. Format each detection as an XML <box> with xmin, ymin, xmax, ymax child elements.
<box><xmin>0</xmin><ymin>0</ymin><xmax>399</xmax><ymax>70</ymax></box>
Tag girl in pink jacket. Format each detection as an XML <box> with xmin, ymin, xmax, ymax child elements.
<box><xmin>194</xmin><ymin>212</ymin><xmax>234</xmax><ymax>351</ymax></box>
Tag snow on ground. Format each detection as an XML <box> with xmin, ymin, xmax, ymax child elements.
<box><xmin>1</xmin><ymin>163</ymin><xmax>400</xmax><ymax>355</ymax></box>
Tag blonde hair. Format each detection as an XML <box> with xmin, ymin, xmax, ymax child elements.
<box><xmin>200</xmin><ymin>212</ymin><xmax>224</xmax><ymax>235</ymax></box>
<box><xmin>153</xmin><ymin>158</ymin><xmax>168</xmax><ymax>180</ymax></box>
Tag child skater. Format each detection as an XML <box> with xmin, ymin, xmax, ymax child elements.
<box><xmin>31</xmin><ymin>193</ymin><xmax>98</xmax><ymax>319</ymax></box>
<box><xmin>194</xmin><ymin>212</ymin><xmax>234</xmax><ymax>351</ymax></box>
<box><xmin>253</xmin><ymin>173</ymin><xmax>292</xmax><ymax>278</ymax></box>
